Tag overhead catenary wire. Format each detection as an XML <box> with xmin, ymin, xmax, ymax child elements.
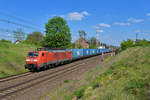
<box><xmin>0</xmin><ymin>28</ymin><xmax>14</xmax><ymax>33</ymax></box>
<box><xmin>0</xmin><ymin>11</ymin><xmax>43</xmax><ymax>28</ymax></box>
<box><xmin>0</xmin><ymin>19</ymin><xmax>44</xmax><ymax>32</ymax></box>
<box><xmin>0</xmin><ymin>11</ymin><xmax>46</xmax><ymax>33</ymax></box>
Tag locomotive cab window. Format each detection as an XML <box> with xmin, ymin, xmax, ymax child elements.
<box><xmin>27</xmin><ymin>52</ymin><xmax>38</xmax><ymax>57</ymax></box>
<box><xmin>42</xmin><ymin>53</ymin><xmax>44</xmax><ymax>56</ymax></box>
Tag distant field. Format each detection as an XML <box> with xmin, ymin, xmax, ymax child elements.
<box><xmin>0</xmin><ymin>42</ymin><xmax>38</xmax><ymax>78</ymax></box>
<box><xmin>48</xmin><ymin>46</ymin><xmax>150</xmax><ymax>100</ymax></box>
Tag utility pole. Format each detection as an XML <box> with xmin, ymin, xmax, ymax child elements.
<box><xmin>136</xmin><ymin>32</ymin><xmax>138</xmax><ymax>42</ymax></box>
<box><xmin>96</xmin><ymin>27</ymin><xmax>99</xmax><ymax>47</ymax></box>
<box><xmin>135</xmin><ymin>30</ymin><xmax>140</xmax><ymax>42</ymax></box>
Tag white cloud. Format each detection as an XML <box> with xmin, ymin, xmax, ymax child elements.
<box><xmin>114</xmin><ymin>22</ymin><xmax>130</xmax><ymax>26</ymax></box>
<box><xmin>66</xmin><ymin>11</ymin><xmax>89</xmax><ymax>21</ymax></box>
<box><xmin>128</xmin><ymin>18</ymin><xmax>144</xmax><ymax>23</ymax></box>
<box><xmin>146</xmin><ymin>13</ymin><xmax>150</xmax><ymax>16</ymax></box>
<box><xmin>97</xmin><ymin>30</ymin><xmax>104</xmax><ymax>33</ymax></box>
<box><xmin>99</xmin><ymin>23</ymin><xmax>111</xmax><ymax>28</ymax></box>
<box><xmin>82</xmin><ymin>11</ymin><xmax>89</xmax><ymax>16</ymax></box>
<box><xmin>92</xmin><ymin>25</ymin><xmax>100</xmax><ymax>29</ymax></box>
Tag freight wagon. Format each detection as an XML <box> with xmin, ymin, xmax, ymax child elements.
<box><xmin>71</xmin><ymin>49</ymin><xmax>83</xmax><ymax>59</ymax></box>
<box><xmin>25</xmin><ymin>48</ymin><xmax>112</xmax><ymax>71</ymax></box>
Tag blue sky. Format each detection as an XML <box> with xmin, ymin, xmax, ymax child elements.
<box><xmin>0</xmin><ymin>0</ymin><xmax>150</xmax><ymax>46</ymax></box>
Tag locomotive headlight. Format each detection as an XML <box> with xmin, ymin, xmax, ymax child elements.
<box><xmin>33</xmin><ymin>59</ymin><xmax>38</xmax><ymax>62</ymax></box>
<box><xmin>26</xmin><ymin>59</ymin><xmax>30</xmax><ymax>61</ymax></box>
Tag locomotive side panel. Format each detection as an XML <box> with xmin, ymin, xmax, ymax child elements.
<box><xmin>45</xmin><ymin>50</ymin><xmax>72</xmax><ymax>65</ymax></box>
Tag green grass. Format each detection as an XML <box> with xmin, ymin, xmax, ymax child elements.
<box><xmin>64</xmin><ymin>80</ymin><xmax>70</xmax><ymax>83</ymax></box>
<box><xmin>65</xmin><ymin>46</ymin><xmax>150</xmax><ymax>100</ymax></box>
<box><xmin>0</xmin><ymin>42</ymin><xmax>38</xmax><ymax>78</ymax></box>
<box><xmin>74</xmin><ymin>86</ymin><xmax>87</xmax><ymax>99</ymax></box>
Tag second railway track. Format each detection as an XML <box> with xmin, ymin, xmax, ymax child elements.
<box><xmin>0</xmin><ymin>55</ymin><xmax>102</xmax><ymax>100</ymax></box>
<box><xmin>0</xmin><ymin>72</ymin><xmax>32</xmax><ymax>83</ymax></box>
<box><xmin>0</xmin><ymin>56</ymin><xmax>97</xmax><ymax>89</ymax></box>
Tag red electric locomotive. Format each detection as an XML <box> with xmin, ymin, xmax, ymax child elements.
<box><xmin>25</xmin><ymin>48</ymin><xmax>72</xmax><ymax>71</ymax></box>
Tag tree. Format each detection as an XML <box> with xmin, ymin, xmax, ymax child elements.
<box><xmin>88</xmin><ymin>37</ymin><xmax>96</xmax><ymax>45</ymax></box>
<box><xmin>71</xmin><ymin>43</ymin><xmax>76</xmax><ymax>48</ymax></box>
<box><xmin>121</xmin><ymin>38</ymin><xmax>150</xmax><ymax>50</ymax></box>
<box><xmin>0</xmin><ymin>38</ymin><xmax>11</xmax><ymax>43</ymax></box>
<box><xmin>79</xmin><ymin>30</ymin><xmax>87</xmax><ymax>40</ymax></box>
<box><xmin>26</xmin><ymin>32</ymin><xmax>44</xmax><ymax>45</ymax></box>
<box><xmin>43</xmin><ymin>17</ymin><xmax>71</xmax><ymax>48</ymax></box>
<box><xmin>120</xmin><ymin>39</ymin><xmax>134</xmax><ymax>50</ymax></box>
<box><xmin>135</xmin><ymin>39</ymin><xmax>149</xmax><ymax>46</ymax></box>
<box><xmin>88</xmin><ymin>37</ymin><xmax>99</xmax><ymax>48</ymax></box>
<box><xmin>13</xmin><ymin>28</ymin><xmax>25</xmax><ymax>41</ymax></box>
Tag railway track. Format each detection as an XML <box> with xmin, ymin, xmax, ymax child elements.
<box><xmin>0</xmin><ymin>55</ymin><xmax>100</xmax><ymax>84</ymax></box>
<box><xmin>0</xmin><ymin>55</ymin><xmax>101</xmax><ymax>100</ymax></box>
<box><xmin>0</xmin><ymin>55</ymin><xmax>97</xmax><ymax>90</ymax></box>
<box><xmin>0</xmin><ymin>72</ymin><xmax>32</xmax><ymax>83</ymax></box>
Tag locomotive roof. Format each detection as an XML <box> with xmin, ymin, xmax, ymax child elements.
<box><xmin>37</xmin><ymin>48</ymin><xmax>66</xmax><ymax>51</ymax></box>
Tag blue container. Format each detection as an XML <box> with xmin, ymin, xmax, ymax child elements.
<box><xmin>103</xmin><ymin>49</ymin><xmax>107</xmax><ymax>53</ymax></box>
<box><xmin>95</xmin><ymin>49</ymin><xmax>97</xmax><ymax>54</ymax></box>
<box><xmin>98</xmin><ymin>49</ymin><xmax>101</xmax><ymax>54</ymax></box>
<box><xmin>71</xmin><ymin>49</ymin><xmax>83</xmax><ymax>59</ymax></box>
<box><xmin>100</xmin><ymin>49</ymin><xmax>104</xmax><ymax>54</ymax></box>
<box><xmin>110</xmin><ymin>48</ymin><xmax>113</xmax><ymax>52</ymax></box>
<box><xmin>89</xmin><ymin>49</ymin><xmax>93</xmax><ymax>55</ymax></box>
<box><xmin>94</xmin><ymin>49</ymin><xmax>97</xmax><ymax>54</ymax></box>
<box><xmin>90</xmin><ymin>49</ymin><xmax>97</xmax><ymax>55</ymax></box>
<box><xmin>96</xmin><ymin>49</ymin><xmax>99</xmax><ymax>54</ymax></box>
<box><xmin>99</xmin><ymin>49</ymin><xmax>102</xmax><ymax>54</ymax></box>
<box><xmin>83</xmin><ymin>49</ymin><xmax>91</xmax><ymax>57</ymax></box>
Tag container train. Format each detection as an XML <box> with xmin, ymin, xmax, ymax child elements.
<box><xmin>25</xmin><ymin>48</ymin><xmax>112</xmax><ymax>71</ymax></box>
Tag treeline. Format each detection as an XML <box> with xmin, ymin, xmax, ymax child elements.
<box><xmin>121</xmin><ymin>39</ymin><xmax>150</xmax><ymax>50</ymax></box>
<box><xmin>1</xmin><ymin>16</ymin><xmax>116</xmax><ymax>49</ymax></box>
<box><xmin>0</xmin><ymin>31</ymin><xmax>44</xmax><ymax>46</ymax></box>
<box><xmin>71</xmin><ymin>30</ymin><xmax>117</xmax><ymax>49</ymax></box>
<box><xmin>1</xmin><ymin>17</ymin><xmax>71</xmax><ymax>48</ymax></box>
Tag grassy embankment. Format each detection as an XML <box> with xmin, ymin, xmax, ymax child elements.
<box><xmin>61</xmin><ymin>46</ymin><xmax>150</xmax><ymax>100</ymax></box>
<box><xmin>0</xmin><ymin>42</ymin><xmax>38</xmax><ymax>78</ymax></box>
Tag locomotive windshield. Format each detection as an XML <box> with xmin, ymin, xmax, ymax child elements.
<box><xmin>27</xmin><ymin>52</ymin><xmax>39</xmax><ymax>57</ymax></box>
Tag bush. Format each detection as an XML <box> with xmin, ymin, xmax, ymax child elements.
<box><xmin>120</xmin><ymin>39</ymin><xmax>134</xmax><ymax>50</ymax></box>
<box><xmin>125</xmin><ymin>79</ymin><xmax>147</xmax><ymax>95</ymax></box>
<box><xmin>0</xmin><ymin>38</ymin><xmax>12</xmax><ymax>43</ymax></box>
<box><xmin>135</xmin><ymin>39</ymin><xmax>149</xmax><ymax>46</ymax></box>
<box><xmin>25</xmin><ymin>32</ymin><xmax>43</xmax><ymax>46</ymax></box>
<box><xmin>92</xmin><ymin>79</ymin><xmax>100</xmax><ymax>89</ymax></box>
<box><xmin>121</xmin><ymin>39</ymin><xmax>150</xmax><ymax>51</ymax></box>
<box><xmin>0</xmin><ymin>42</ymin><xmax>11</xmax><ymax>48</ymax></box>
<box><xmin>64</xmin><ymin>80</ymin><xmax>69</xmax><ymax>83</ymax></box>
<box><xmin>74</xmin><ymin>86</ymin><xmax>86</xmax><ymax>99</ymax></box>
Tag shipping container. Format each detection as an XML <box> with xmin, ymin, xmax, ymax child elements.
<box><xmin>98</xmin><ymin>49</ymin><xmax>102</xmax><ymax>54</ymax></box>
<box><xmin>96</xmin><ymin>49</ymin><xmax>99</xmax><ymax>54</ymax></box>
<box><xmin>71</xmin><ymin>49</ymin><xmax>83</xmax><ymax>59</ymax></box>
<box><xmin>83</xmin><ymin>49</ymin><xmax>91</xmax><ymax>57</ymax></box>
<box><xmin>103</xmin><ymin>49</ymin><xmax>107</xmax><ymax>53</ymax></box>
<box><xmin>90</xmin><ymin>49</ymin><xmax>97</xmax><ymax>55</ymax></box>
